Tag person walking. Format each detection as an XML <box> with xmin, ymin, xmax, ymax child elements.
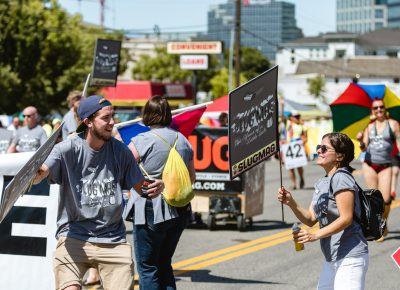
<box><xmin>286</xmin><ymin>110</ymin><xmax>307</xmax><ymax>189</ymax></box>
<box><xmin>7</xmin><ymin>106</ymin><xmax>47</xmax><ymax>153</ymax></box>
<box><xmin>33</xmin><ymin>95</ymin><xmax>164</xmax><ymax>290</ymax></box>
<box><xmin>278</xmin><ymin>132</ymin><xmax>368</xmax><ymax>289</ymax></box>
<box><xmin>62</xmin><ymin>90</ymin><xmax>82</xmax><ymax>140</ymax></box>
<box><xmin>356</xmin><ymin>98</ymin><xmax>399</xmax><ymax>241</ymax></box>
<box><xmin>127</xmin><ymin>95</ymin><xmax>196</xmax><ymax>290</ymax></box>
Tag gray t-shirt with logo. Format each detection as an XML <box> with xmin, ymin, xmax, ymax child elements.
<box><xmin>0</xmin><ymin>128</ymin><xmax>13</xmax><ymax>153</ymax></box>
<box><xmin>12</xmin><ymin>125</ymin><xmax>47</xmax><ymax>152</ymax></box>
<box><xmin>62</xmin><ymin>110</ymin><xmax>78</xmax><ymax>140</ymax></box>
<box><xmin>312</xmin><ymin>169</ymin><xmax>368</xmax><ymax>262</ymax></box>
<box><xmin>45</xmin><ymin>134</ymin><xmax>143</xmax><ymax>243</ymax></box>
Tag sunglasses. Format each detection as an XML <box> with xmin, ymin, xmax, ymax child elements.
<box><xmin>372</xmin><ymin>105</ymin><xmax>385</xmax><ymax>110</ymax></box>
<box><xmin>316</xmin><ymin>144</ymin><xmax>335</xmax><ymax>154</ymax></box>
<box><xmin>23</xmin><ymin>114</ymin><xmax>33</xmax><ymax>118</ymax></box>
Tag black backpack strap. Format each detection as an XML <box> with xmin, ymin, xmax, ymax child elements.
<box><xmin>328</xmin><ymin>169</ymin><xmax>362</xmax><ymax>224</ymax></box>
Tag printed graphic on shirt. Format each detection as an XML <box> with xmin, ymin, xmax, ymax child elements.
<box><xmin>78</xmin><ymin>177</ymin><xmax>117</xmax><ymax>207</ymax></box>
<box><xmin>16</xmin><ymin>136</ymin><xmax>40</xmax><ymax>152</ymax></box>
<box><xmin>313</xmin><ymin>191</ymin><xmax>329</xmax><ymax>226</ymax></box>
<box><xmin>370</xmin><ymin>132</ymin><xmax>384</xmax><ymax>149</ymax></box>
<box><xmin>0</xmin><ymin>140</ymin><xmax>10</xmax><ymax>153</ymax></box>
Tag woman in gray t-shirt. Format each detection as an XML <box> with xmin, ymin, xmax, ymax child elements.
<box><xmin>278</xmin><ymin>132</ymin><xmax>368</xmax><ymax>290</ymax></box>
<box><xmin>128</xmin><ymin>96</ymin><xmax>196</xmax><ymax>290</ymax></box>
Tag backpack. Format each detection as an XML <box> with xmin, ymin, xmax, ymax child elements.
<box><xmin>151</xmin><ymin>132</ymin><xmax>194</xmax><ymax>207</ymax></box>
<box><xmin>330</xmin><ymin>169</ymin><xmax>386</xmax><ymax>241</ymax></box>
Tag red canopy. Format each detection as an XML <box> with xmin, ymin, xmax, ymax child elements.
<box><xmin>206</xmin><ymin>95</ymin><xmax>228</xmax><ymax>112</ymax></box>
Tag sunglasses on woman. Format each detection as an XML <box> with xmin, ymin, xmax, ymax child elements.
<box><xmin>316</xmin><ymin>144</ymin><xmax>335</xmax><ymax>154</ymax></box>
<box><xmin>372</xmin><ymin>105</ymin><xmax>385</xmax><ymax>110</ymax></box>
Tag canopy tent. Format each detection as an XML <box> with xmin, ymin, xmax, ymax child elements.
<box><xmin>202</xmin><ymin>95</ymin><xmax>329</xmax><ymax>120</ymax></box>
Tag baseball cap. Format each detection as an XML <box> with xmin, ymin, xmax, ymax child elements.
<box><xmin>76</xmin><ymin>95</ymin><xmax>112</xmax><ymax>133</ymax></box>
<box><xmin>290</xmin><ymin>110</ymin><xmax>300</xmax><ymax>117</ymax></box>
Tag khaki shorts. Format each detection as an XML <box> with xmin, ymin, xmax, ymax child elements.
<box><xmin>53</xmin><ymin>236</ymin><xmax>134</xmax><ymax>290</ymax></box>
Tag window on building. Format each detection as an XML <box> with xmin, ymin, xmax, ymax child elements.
<box><xmin>291</xmin><ymin>57</ymin><xmax>295</xmax><ymax>64</ymax></box>
<box><xmin>335</xmin><ymin>49</ymin><xmax>346</xmax><ymax>58</ymax></box>
<box><xmin>375</xmin><ymin>9</ymin><xmax>384</xmax><ymax>19</ymax></box>
<box><xmin>387</xmin><ymin>50</ymin><xmax>398</xmax><ymax>58</ymax></box>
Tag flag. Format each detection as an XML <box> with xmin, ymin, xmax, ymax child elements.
<box><xmin>118</xmin><ymin>122</ymin><xmax>150</xmax><ymax>145</ymax></box>
<box><xmin>171</xmin><ymin>106</ymin><xmax>207</xmax><ymax>138</ymax></box>
<box><xmin>118</xmin><ymin>106</ymin><xmax>207</xmax><ymax>144</ymax></box>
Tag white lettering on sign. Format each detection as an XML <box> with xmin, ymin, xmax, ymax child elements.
<box><xmin>165</xmin><ymin>84</ymin><xmax>186</xmax><ymax>98</ymax></box>
<box><xmin>167</xmin><ymin>42</ymin><xmax>222</xmax><ymax>54</ymax></box>
<box><xmin>180</xmin><ymin>55</ymin><xmax>208</xmax><ymax>70</ymax></box>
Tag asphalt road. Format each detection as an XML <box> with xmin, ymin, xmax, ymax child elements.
<box><xmin>87</xmin><ymin>158</ymin><xmax>400</xmax><ymax>290</ymax></box>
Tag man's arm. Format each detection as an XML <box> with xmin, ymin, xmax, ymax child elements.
<box><xmin>7</xmin><ymin>143</ymin><xmax>16</xmax><ymax>153</ymax></box>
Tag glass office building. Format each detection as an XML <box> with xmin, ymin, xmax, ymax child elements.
<box><xmin>206</xmin><ymin>0</ymin><xmax>302</xmax><ymax>60</ymax></box>
<box><xmin>388</xmin><ymin>0</ymin><xmax>400</xmax><ymax>27</ymax></box>
<box><xmin>337</xmin><ymin>0</ymin><xmax>388</xmax><ymax>33</ymax></box>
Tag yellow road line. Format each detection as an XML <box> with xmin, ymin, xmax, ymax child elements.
<box><xmin>129</xmin><ymin>201</ymin><xmax>400</xmax><ymax>289</ymax></box>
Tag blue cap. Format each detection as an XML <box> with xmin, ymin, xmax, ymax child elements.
<box><xmin>76</xmin><ymin>95</ymin><xmax>112</xmax><ymax>133</ymax></box>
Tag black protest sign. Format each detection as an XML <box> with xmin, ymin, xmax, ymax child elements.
<box><xmin>228</xmin><ymin>66</ymin><xmax>279</xmax><ymax>180</ymax></box>
<box><xmin>90</xmin><ymin>39</ymin><xmax>121</xmax><ymax>87</ymax></box>
<box><xmin>0</xmin><ymin>123</ymin><xmax>63</xmax><ymax>223</ymax></box>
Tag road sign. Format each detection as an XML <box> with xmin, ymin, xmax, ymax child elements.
<box><xmin>228</xmin><ymin>66</ymin><xmax>279</xmax><ymax>180</ymax></box>
<box><xmin>281</xmin><ymin>140</ymin><xmax>308</xmax><ymax>170</ymax></box>
<box><xmin>392</xmin><ymin>246</ymin><xmax>400</xmax><ymax>270</ymax></box>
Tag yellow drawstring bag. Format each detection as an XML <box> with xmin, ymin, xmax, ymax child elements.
<box><xmin>151</xmin><ymin>132</ymin><xmax>194</xmax><ymax>207</ymax></box>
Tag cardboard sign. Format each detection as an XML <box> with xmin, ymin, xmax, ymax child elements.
<box><xmin>90</xmin><ymin>39</ymin><xmax>121</xmax><ymax>87</ymax></box>
<box><xmin>0</xmin><ymin>155</ymin><xmax>59</xmax><ymax>290</ymax></box>
<box><xmin>0</xmin><ymin>123</ymin><xmax>63</xmax><ymax>222</ymax></box>
<box><xmin>281</xmin><ymin>140</ymin><xmax>308</xmax><ymax>170</ymax></box>
<box><xmin>188</xmin><ymin>127</ymin><xmax>243</xmax><ymax>193</ymax></box>
<box><xmin>392</xmin><ymin>246</ymin><xmax>400</xmax><ymax>270</ymax></box>
<box><xmin>228</xmin><ymin>66</ymin><xmax>279</xmax><ymax>180</ymax></box>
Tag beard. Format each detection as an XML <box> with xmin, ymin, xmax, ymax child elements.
<box><xmin>91</xmin><ymin>124</ymin><xmax>113</xmax><ymax>142</ymax></box>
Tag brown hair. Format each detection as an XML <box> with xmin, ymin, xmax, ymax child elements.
<box><xmin>142</xmin><ymin>95</ymin><xmax>172</xmax><ymax>127</ymax></box>
<box><xmin>322</xmin><ymin>132</ymin><xmax>355</xmax><ymax>171</ymax></box>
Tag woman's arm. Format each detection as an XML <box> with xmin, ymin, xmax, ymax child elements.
<box><xmin>389</xmin><ymin>119</ymin><xmax>400</xmax><ymax>150</ymax></box>
<box><xmin>278</xmin><ymin>187</ymin><xmax>317</xmax><ymax>227</ymax></box>
<box><xmin>128</xmin><ymin>142</ymin><xmax>140</xmax><ymax>162</ymax></box>
<box><xmin>188</xmin><ymin>159</ymin><xmax>196</xmax><ymax>184</ymax></box>
<box><xmin>297</xmin><ymin>190</ymin><xmax>354</xmax><ymax>243</ymax></box>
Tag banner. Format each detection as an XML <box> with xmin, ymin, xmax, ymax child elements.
<box><xmin>0</xmin><ymin>153</ymin><xmax>59</xmax><ymax>290</ymax></box>
<box><xmin>228</xmin><ymin>66</ymin><xmax>279</xmax><ymax>180</ymax></box>
<box><xmin>188</xmin><ymin>127</ymin><xmax>243</xmax><ymax>193</ymax></box>
<box><xmin>90</xmin><ymin>39</ymin><xmax>121</xmax><ymax>87</ymax></box>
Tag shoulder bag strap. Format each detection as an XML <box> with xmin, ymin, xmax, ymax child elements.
<box><xmin>328</xmin><ymin>169</ymin><xmax>362</xmax><ymax>224</ymax></box>
<box><xmin>150</xmin><ymin>131</ymin><xmax>179</xmax><ymax>149</ymax></box>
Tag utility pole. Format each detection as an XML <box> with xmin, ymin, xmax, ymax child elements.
<box><xmin>99</xmin><ymin>0</ymin><xmax>105</xmax><ymax>28</ymax></box>
<box><xmin>234</xmin><ymin>0</ymin><xmax>241</xmax><ymax>88</ymax></box>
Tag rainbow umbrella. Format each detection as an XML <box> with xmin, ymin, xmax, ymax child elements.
<box><xmin>330</xmin><ymin>83</ymin><xmax>400</xmax><ymax>155</ymax></box>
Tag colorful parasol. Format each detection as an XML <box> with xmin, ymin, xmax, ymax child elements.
<box><xmin>330</xmin><ymin>83</ymin><xmax>400</xmax><ymax>155</ymax></box>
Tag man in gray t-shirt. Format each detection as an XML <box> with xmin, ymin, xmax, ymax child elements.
<box><xmin>0</xmin><ymin>124</ymin><xmax>13</xmax><ymax>154</ymax></box>
<box><xmin>33</xmin><ymin>96</ymin><xmax>164</xmax><ymax>290</ymax></box>
<box><xmin>62</xmin><ymin>90</ymin><xmax>81</xmax><ymax>140</ymax></box>
<box><xmin>7</xmin><ymin>106</ymin><xmax>47</xmax><ymax>153</ymax></box>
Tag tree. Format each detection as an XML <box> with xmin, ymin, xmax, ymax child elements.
<box><xmin>209</xmin><ymin>68</ymin><xmax>247</xmax><ymax>98</ymax></box>
<box><xmin>0</xmin><ymin>0</ymin><xmax>127</xmax><ymax>115</ymax></box>
<box><xmin>132</xmin><ymin>47</ymin><xmax>220</xmax><ymax>92</ymax></box>
<box><xmin>238</xmin><ymin>47</ymin><xmax>271</xmax><ymax>80</ymax></box>
<box><xmin>308</xmin><ymin>75</ymin><xmax>326</xmax><ymax>102</ymax></box>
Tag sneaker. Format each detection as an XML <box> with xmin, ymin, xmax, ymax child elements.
<box><xmin>299</xmin><ymin>179</ymin><xmax>305</xmax><ymax>189</ymax></box>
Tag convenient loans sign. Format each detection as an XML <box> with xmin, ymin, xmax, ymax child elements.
<box><xmin>180</xmin><ymin>55</ymin><xmax>208</xmax><ymax>70</ymax></box>
<box><xmin>167</xmin><ymin>41</ymin><xmax>222</xmax><ymax>54</ymax></box>
<box><xmin>228</xmin><ymin>66</ymin><xmax>279</xmax><ymax>180</ymax></box>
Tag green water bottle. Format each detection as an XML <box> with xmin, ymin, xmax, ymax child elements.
<box><xmin>292</xmin><ymin>223</ymin><xmax>304</xmax><ymax>251</ymax></box>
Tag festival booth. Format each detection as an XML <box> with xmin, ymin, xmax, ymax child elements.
<box><xmin>0</xmin><ymin>152</ymin><xmax>59</xmax><ymax>290</ymax></box>
<box><xmin>101</xmin><ymin>80</ymin><xmax>194</xmax><ymax>107</ymax></box>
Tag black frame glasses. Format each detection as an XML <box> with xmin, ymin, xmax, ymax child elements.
<box><xmin>316</xmin><ymin>144</ymin><xmax>335</xmax><ymax>154</ymax></box>
<box><xmin>372</xmin><ymin>105</ymin><xmax>385</xmax><ymax>110</ymax></box>
<box><xmin>23</xmin><ymin>114</ymin><xmax>33</xmax><ymax>118</ymax></box>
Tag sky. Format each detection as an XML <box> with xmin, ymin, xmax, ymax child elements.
<box><xmin>58</xmin><ymin>0</ymin><xmax>336</xmax><ymax>37</ymax></box>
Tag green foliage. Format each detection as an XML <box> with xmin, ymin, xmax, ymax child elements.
<box><xmin>238</xmin><ymin>47</ymin><xmax>271</xmax><ymax>80</ymax></box>
<box><xmin>0</xmin><ymin>0</ymin><xmax>127</xmax><ymax>115</ymax></box>
<box><xmin>308</xmin><ymin>75</ymin><xmax>326</xmax><ymax>101</ymax></box>
<box><xmin>209</xmin><ymin>68</ymin><xmax>247</xmax><ymax>98</ymax></box>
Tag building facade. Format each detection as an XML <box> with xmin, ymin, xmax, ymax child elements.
<box><xmin>388</xmin><ymin>0</ymin><xmax>400</xmax><ymax>27</ymax></box>
<box><xmin>336</xmin><ymin>0</ymin><xmax>388</xmax><ymax>33</ymax></box>
<box><xmin>207</xmin><ymin>0</ymin><xmax>302</xmax><ymax>60</ymax></box>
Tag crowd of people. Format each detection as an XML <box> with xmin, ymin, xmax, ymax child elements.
<box><xmin>1</xmin><ymin>90</ymin><xmax>399</xmax><ymax>290</ymax></box>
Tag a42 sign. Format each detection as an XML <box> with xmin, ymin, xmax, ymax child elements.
<box><xmin>281</xmin><ymin>140</ymin><xmax>308</xmax><ymax>170</ymax></box>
